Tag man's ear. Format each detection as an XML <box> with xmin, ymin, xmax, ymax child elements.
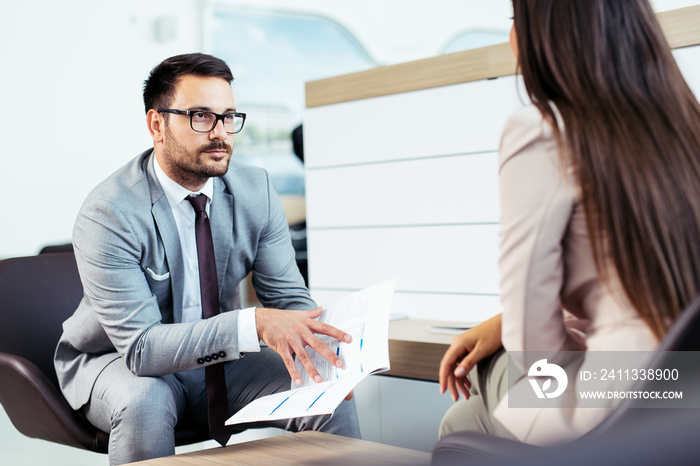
<box><xmin>146</xmin><ymin>109</ymin><xmax>165</xmax><ymax>143</ymax></box>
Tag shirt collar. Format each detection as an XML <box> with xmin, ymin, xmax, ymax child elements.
<box><xmin>153</xmin><ymin>153</ymin><xmax>215</xmax><ymax>209</ymax></box>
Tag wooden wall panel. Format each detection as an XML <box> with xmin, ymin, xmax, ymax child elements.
<box><xmin>305</xmin><ymin>43</ymin><xmax>516</xmax><ymax>108</ymax></box>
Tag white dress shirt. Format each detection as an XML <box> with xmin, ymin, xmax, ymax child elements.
<box><xmin>153</xmin><ymin>155</ymin><xmax>260</xmax><ymax>353</ymax></box>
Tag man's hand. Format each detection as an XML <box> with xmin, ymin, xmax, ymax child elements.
<box><xmin>439</xmin><ymin>314</ymin><xmax>503</xmax><ymax>402</ymax></box>
<box><xmin>255</xmin><ymin>306</ymin><xmax>352</xmax><ymax>386</ymax></box>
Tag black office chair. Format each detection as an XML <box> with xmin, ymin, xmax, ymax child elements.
<box><xmin>432</xmin><ymin>293</ymin><xmax>700</xmax><ymax>465</ymax></box>
<box><xmin>38</xmin><ymin>242</ymin><xmax>74</xmax><ymax>255</ymax></box>
<box><xmin>0</xmin><ymin>252</ymin><xmax>211</xmax><ymax>454</ymax></box>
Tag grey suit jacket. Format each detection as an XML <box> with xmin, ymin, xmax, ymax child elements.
<box><xmin>55</xmin><ymin>149</ymin><xmax>315</xmax><ymax>410</ymax></box>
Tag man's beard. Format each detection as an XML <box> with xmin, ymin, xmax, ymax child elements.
<box><xmin>162</xmin><ymin>125</ymin><xmax>233</xmax><ymax>186</ymax></box>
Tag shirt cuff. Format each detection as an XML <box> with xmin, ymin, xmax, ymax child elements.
<box><xmin>238</xmin><ymin>307</ymin><xmax>261</xmax><ymax>354</ymax></box>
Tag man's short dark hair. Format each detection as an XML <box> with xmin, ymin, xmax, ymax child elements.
<box><xmin>143</xmin><ymin>53</ymin><xmax>234</xmax><ymax>114</ymax></box>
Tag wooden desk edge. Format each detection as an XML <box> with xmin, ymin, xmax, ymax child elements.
<box><xmin>387</xmin><ymin>319</ymin><xmax>460</xmax><ymax>382</ymax></box>
<box><xmin>126</xmin><ymin>431</ymin><xmax>431</xmax><ymax>465</ymax></box>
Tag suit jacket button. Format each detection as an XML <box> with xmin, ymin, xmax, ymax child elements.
<box><xmin>204</xmin><ymin>355</ymin><xmax>212</xmax><ymax>362</ymax></box>
<box><xmin>197</xmin><ymin>358</ymin><xmax>205</xmax><ymax>364</ymax></box>
<box><xmin>211</xmin><ymin>353</ymin><xmax>219</xmax><ymax>360</ymax></box>
<box><xmin>218</xmin><ymin>351</ymin><xmax>226</xmax><ymax>358</ymax></box>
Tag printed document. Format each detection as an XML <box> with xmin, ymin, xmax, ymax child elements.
<box><xmin>225</xmin><ymin>278</ymin><xmax>396</xmax><ymax>425</ymax></box>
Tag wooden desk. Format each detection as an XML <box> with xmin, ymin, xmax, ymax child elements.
<box><xmin>127</xmin><ymin>431</ymin><xmax>430</xmax><ymax>466</ymax></box>
<box><xmin>386</xmin><ymin>319</ymin><xmax>462</xmax><ymax>382</ymax></box>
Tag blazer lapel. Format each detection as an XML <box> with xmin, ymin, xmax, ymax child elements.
<box><xmin>210</xmin><ymin>177</ymin><xmax>233</xmax><ymax>296</ymax></box>
<box><xmin>146</xmin><ymin>154</ymin><xmax>185</xmax><ymax>324</ymax></box>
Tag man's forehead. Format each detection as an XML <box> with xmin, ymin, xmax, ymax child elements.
<box><xmin>172</xmin><ymin>74</ymin><xmax>235</xmax><ymax>107</ymax></box>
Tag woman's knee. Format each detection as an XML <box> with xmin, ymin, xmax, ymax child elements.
<box><xmin>439</xmin><ymin>396</ymin><xmax>490</xmax><ymax>440</ymax></box>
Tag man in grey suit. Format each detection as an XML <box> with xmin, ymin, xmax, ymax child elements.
<box><xmin>54</xmin><ymin>53</ymin><xmax>359</xmax><ymax>465</ymax></box>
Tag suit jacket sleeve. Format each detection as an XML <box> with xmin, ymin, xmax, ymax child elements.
<box><xmin>72</xmin><ymin>192</ymin><xmax>241</xmax><ymax>378</ymax></box>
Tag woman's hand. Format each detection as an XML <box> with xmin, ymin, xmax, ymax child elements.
<box><xmin>439</xmin><ymin>314</ymin><xmax>503</xmax><ymax>401</ymax></box>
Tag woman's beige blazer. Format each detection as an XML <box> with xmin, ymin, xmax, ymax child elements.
<box><xmin>492</xmin><ymin>106</ymin><xmax>658</xmax><ymax>446</ymax></box>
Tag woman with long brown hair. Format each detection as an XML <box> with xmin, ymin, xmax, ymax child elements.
<box><xmin>439</xmin><ymin>0</ymin><xmax>700</xmax><ymax>445</ymax></box>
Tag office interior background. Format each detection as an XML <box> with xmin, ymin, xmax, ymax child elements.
<box><xmin>1</xmin><ymin>0</ymin><xmax>699</xmax><ymax>464</ymax></box>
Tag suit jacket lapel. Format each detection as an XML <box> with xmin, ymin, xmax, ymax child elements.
<box><xmin>146</xmin><ymin>153</ymin><xmax>185</xmax><ymax>324</ymax></box>
<box><xmin>210</xmin><ymin>177</ymin><xmax>233</xmax><ymax>296</ymax></box>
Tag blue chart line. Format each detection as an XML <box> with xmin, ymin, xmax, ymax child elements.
<box><xmin>360</xmin><ymin>339</ymin><xmax>364</xmax><ymax>373</ymax></box>
<box><xmin>306</xmin><ymin>391</ymin><xmax>326</xmax><ymax>412</ymax></box>
<box><xmin>270</xmin><ymin>396</ymin><xmax>290</xmax><ymax>415</ymax></box>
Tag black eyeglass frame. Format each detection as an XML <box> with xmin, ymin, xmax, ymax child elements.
<box><xmin>158</xmin><ymin>109</ymin><xmax>246</xmax><ymax>134</ymax></box>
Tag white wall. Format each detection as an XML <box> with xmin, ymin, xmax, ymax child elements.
<box><xmin>304</xmin><ymin>75</ymin><xmax>525</xmax><ymax>323</ymax></box>
<box><xmin>0</xmin><ymin>0</ymin><xmax>203</xmax><ymax>259</ymax></box>
<box><xmin>304</xmin><ymin>44</ymin><xmax>700</xmax><ymax>324</ymax></box>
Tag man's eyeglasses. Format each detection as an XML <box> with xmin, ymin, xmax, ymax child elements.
<box><xmin>158</xmin><ymin>109</ymin><xmax>246</xmax><ymax>134</ymax></box>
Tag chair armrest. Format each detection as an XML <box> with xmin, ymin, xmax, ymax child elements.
<box><xmin>0</xmin><ymin>352</ymin><xmax>108</xmax><ymax>452</ymax></box>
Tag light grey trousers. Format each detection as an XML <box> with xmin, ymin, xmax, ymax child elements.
<box><xmin>83</xmin><ymin>347</ymin><xmax>361</xmax><ymax>465</ymax></box>
<box><xmin>439</xmin><ymin>348</ymin><xmax>517</xmax><ymax>440</ymax></box>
